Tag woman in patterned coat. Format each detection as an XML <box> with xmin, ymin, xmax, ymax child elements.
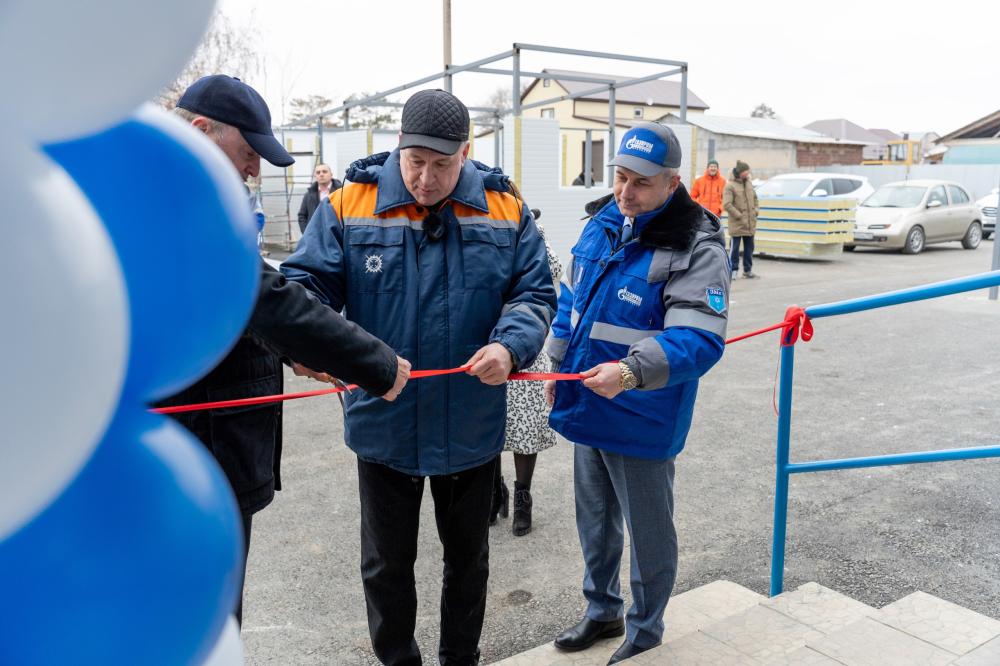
<box><xmin>491</xmin><ymin>212</ymin><xmax>562</xmax><ymax>536</ymax></box>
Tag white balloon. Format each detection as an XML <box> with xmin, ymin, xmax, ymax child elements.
<box><xmin>201</xmin><ymin>617</ymin><xmax>244</xmax><ymax>666</ymax></box>
<box><xmin>0</xmin><ymin>137</ymin><xmax>128</xmax><ymax>539</ymax></box>
<box><xmin>0</xmin><ymin>0</ymin><xmax>217</xmax><ymax>142</ymax></box>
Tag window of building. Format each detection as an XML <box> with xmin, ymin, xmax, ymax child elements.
<box><xmin>633</xmin><ymin>107</ymin><xmax>643</xmax><ymax>118</ymax></box>
<box><xmin>541</xmin><ymin>108</ymin><xmax>555</xmax><ymax>119</ymax></box>
<box><xmin>543</xmin><ymin>78</ymin><xmax>551</xmax><ymax>88</ymax></box>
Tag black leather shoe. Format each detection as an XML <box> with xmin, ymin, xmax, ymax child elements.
<box><xmin>607</xmin><ymin>640</ymin><xmax>656</xmax><ymax>664</ymax></box>
<box><xmin>554</xmin><ymin>617</ymin><xmax>625</xmax><ymax>652</ymax></box>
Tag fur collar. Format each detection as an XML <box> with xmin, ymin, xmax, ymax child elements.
<box><xmin>583</xmin><ymin>184</ymin><xmax>710</xmax><ymax>252</ymax></box>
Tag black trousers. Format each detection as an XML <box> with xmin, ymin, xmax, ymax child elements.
<box><xmin>358</xmin><ymin>457</ymin><xmax>494</xmax><ymax>666</ymax></box>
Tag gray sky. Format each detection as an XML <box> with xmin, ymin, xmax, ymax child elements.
<box><xmin>220</xmin><ymin>0</ymin><xmax>996</xmax><ymax>136</ymax></box>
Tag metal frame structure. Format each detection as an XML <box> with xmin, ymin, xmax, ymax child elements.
<box><xmin>769</xmin><ymin>270</ymin><xmax>1000</xmax><ymax>597</ymax></box>
<box><xmin>282</xmin><ymin>43</ymin><xmax>689</xmax><ymax>186</ymax></box>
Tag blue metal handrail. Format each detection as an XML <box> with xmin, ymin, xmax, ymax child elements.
<box><xmin>770</xmin><ymin>269</ymin><xmax>1000</xmax><ymax>596</ymax></box>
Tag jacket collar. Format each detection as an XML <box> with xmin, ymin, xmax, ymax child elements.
<box><xmin>373</xmin><ymin>150</ymin><xmax>490</xmax><ymax>215</ymax></box>
<box><xmin>584</xmin><ymin>184</ymin><xmax>715</xmax><ymax>252</ymax></box>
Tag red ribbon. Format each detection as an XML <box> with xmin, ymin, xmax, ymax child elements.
<box><xmin>723</xmin><ymin>306</ymin><xmax>813</xmax><ymax>347</ymax></box>
<box><xmin>153</xmin><ymin>310</ymin><xmax>815</xmax><ymax>416</ymax></box>
<box><xmin>151</xmin><ymin>366</ymin><xmax>586</xmax><ymax>415</ymax></box>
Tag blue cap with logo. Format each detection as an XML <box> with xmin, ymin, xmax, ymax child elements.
<box><xmin>608</xmin><ymin>121</ymin><xmax>681</xmax><ymax>177</ymax></box>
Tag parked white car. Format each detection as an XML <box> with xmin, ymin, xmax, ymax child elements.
<box><xmin>975</xmin><ymin>187</ymin><xmax>997</xmax><ymax>240</ymax></box>
<box><xmin>848</xmin><ymin>180</ymin><xmax>983</xmax><ymax>254</ymax></box>
<box><xmin>755</xmin><ymin>172</ymin><xmax>875</xmax><ymax>202</ymax></box>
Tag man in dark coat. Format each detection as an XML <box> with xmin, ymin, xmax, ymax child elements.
<box><xmin>297</xmin><ymin>163</ymin><xmax>343</xmax><ymax>234</ymax></box>
<box><xmin>157</xmin><ymin>75</ymin><xmax>411</xmax><ymax>625</ymax></box>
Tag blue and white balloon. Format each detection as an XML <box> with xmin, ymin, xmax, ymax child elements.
<box><xmin>0</xmin><ymin>1</ymin><xmax>256</xmax><ymax>664</ymax></box>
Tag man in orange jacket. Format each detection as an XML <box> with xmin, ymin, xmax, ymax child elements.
<box><xmin>690</xmin><ymin>159</ymin><xmax>726</xmax><ymax>217</ymax></box>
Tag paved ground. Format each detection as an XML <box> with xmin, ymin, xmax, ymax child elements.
<box><xmin>243</xmin><ymin>239</ymin><xmax>1000</xmax><ymax>665</ymax></box>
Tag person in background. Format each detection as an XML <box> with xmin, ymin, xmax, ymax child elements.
<box><xmin>722</xmin><ymin>160</ymin><xmax>759</xmax><ymax>279</ymax></box>
<box><xmin>572</xmin><ymin>169</ymin><xmax>597</xmax><ymax>187</ymax></box>
<box><xmin>248</xmin><ymin>176</ymin><xmax>267</xmax><ymax>253</ymax></box>
<box><xmin>690</xmin><ymin>159</ymin><xmax>726</xmax><ymax>217</ymax></box>
<box><xmin>490</xmin><ymin>208</ymin><xmax>562</xmax><ymax>537</ymax></box>
<box><xmin>298</xmin><ymin>163</ymin><xmax>343</xmax><ymax>235</ymax></box>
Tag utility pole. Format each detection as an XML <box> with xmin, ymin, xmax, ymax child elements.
<box><xmin>443</xmin><ymin>0</ymin><xmax>452</xmax><ymax>93</ymax></box>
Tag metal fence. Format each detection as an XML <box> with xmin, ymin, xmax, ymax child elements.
<box><xmin>769</xmin><ymin>270</ymin><xmax>1000</xmax><ymax>596</ymax></box>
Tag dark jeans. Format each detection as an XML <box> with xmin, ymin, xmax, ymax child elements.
<box><xmin>358</xmin><ymin>457</ymin><xmax>494</xmax><ymax>666</ymax></box>
<box><xmin>730</xmin><ymin>235</ymin><xmax>755</xmax><ymax>273</ymax></box>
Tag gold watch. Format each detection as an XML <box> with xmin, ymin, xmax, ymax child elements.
<box><xmin>618</xmin><ymin>360</ymin><xmax>639</xmax><ymax>391</ymax></box>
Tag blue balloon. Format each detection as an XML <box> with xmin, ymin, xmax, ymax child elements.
<box><xmin>0</xmin><ymin>409</ymin><xmax>242</xmax><ymax>665</ymax></box>
<box><xmin>45</xmin><ymin>110</ymin><xmax>260</xmax><ymax>402</ymax></box>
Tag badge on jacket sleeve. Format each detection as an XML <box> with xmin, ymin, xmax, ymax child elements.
<box><xmin>706</xmin><ymin>287</ymin><xmax>726</xmax><ymax>314</ymax></box>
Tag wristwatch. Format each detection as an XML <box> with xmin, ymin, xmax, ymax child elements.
<box><xmin>618</xmin><ymin>360</ymin><xmax>639</xmax><ymax>391</ymax></box>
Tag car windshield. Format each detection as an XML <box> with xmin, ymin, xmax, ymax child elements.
<box><xmin>756</xmin><ymin>178</ymin><xmax>812</xmax><ymax>197</ymax></box>
<box><xmin>862</xmin><ymin>185</ymin><xmax>926</xmax><ymax>208</ymax></box>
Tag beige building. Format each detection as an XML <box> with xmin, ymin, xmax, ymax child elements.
<box><xmin>519</xmin><ymin>69</ymin><xmax>708</xmax><ymax>185</ymax></box>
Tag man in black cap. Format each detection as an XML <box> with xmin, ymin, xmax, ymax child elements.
<box><xmin>282</xmin><ymin>89</ymin><xmax>556</xmax><ymax>665</ymax></box>
<box><xmin>158</xmin><ymin>75</ymin><xmax>412</xmax><ymax>625</ymax></box>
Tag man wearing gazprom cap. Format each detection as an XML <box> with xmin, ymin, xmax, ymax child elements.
<box><xmin>544</xmin><ymin>121</ymin><xmax>731</xmax><ymax>663</ymax></box>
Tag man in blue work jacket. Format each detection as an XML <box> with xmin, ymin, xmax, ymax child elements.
<box><xmin>281</xmin><ymin>89</ymin><xmax>556</xmax><ymax>666</ymax></box>
<box><xmin>544</xmin><ymin>121</ymin><xmax>731</xmax><ymax>664</ymax></box>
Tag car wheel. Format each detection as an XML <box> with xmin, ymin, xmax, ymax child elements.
<box><xmin>961</xmin><ymin>222</ymin><xmax>982</xmax><ymax>249</ymax></box>
<box><xmin>843</xmin><ymin>244</ymin><xmax>856</xmax><ymax>252</ymax></box>
<box><xmin>902</xmin><ymin>226</ymin><xmax>925</xmax><ymax>254</ymax></box>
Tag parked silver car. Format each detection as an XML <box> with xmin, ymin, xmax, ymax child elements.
<box><xmin>975</xmin><ymin>187</ymin><xmax>997</xmax><ymax>240</ymax></box>
<box><xmin>848</xmin><ymin>180</ymin><xmax>983</xmax><ymax>254</ymax></box>
<box><xmin>756</xmin><ymin>172</ymin><xmax>874</xmax><ymax>202</ymax></box>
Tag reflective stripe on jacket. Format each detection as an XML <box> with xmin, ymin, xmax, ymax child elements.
<box><xmin>282</xmin><ymin>150</ymin><xmax>556</xmax><ymax>475</ymax></box>
<box><xmin>546</xmin><ymin>185</ymin><xmax>730</xmax><ymax>459</ymax></box>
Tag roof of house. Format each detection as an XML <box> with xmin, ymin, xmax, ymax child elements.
<box><xmin>660</xmin><ymin>113</ymin><xmax>868</xmax><ymax>145</ymax></box>
<box><xmin>571</xmin><ymin>115</ymin><xmax>657</xmax><ymax>129</ymax></box>
<box><xmin>868</xmin><ymin>128</ymin><xmax>902</xmax><ymax>142</ymax></box>
<box><xmin>938</xmin><ymin>109</ymin><xmax>1000</xmax><ymax>142</ymax></box>
<box><xmin>805</xmin><ymin>118</ymin><xmax>885</xmax><ymax>145</ymax></box>
<box><xmin>523</xmin><ymin>69</ymin><xmax>709</xmax><ymax>109</ymax></box>
<box><xmin>901</xmin><ymin>131</ymin><xmax>940</xmax><ymax>142</ymax></box>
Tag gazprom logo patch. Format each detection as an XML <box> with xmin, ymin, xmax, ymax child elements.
<box><xmin>624</xmin><ymin>136</ymin><xmax>654</xmax><ymax>154</ymax></box>
<box><xmin>618</xmin><ymin>285</ymin><xmax>643</xmax><ymax>307</ymax></box>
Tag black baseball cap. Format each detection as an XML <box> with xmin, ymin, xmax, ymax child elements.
<box><xmin>178</xmin><ymin>75</ymin><xmax>294</xmax><ymax>167</ymax></box>
<box><xmin>398</xmin><ymin>89</ymin><xmax>470</xmax><ymax>155</ymax></box>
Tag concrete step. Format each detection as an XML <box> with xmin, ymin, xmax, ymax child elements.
<box><xmin>492</xmin><ymin>581</ymin><xmax>1000</xmax><ymax>665</ymax></box>
<box><xmin>492</xmin><ymin>580</ymin><xmax>763</xmax><ymax>665</ymax></box>
<box><xmin>805</xmin><ymin>591</ymin><xmax>1000</xmax><ymax>665</ymax></box>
